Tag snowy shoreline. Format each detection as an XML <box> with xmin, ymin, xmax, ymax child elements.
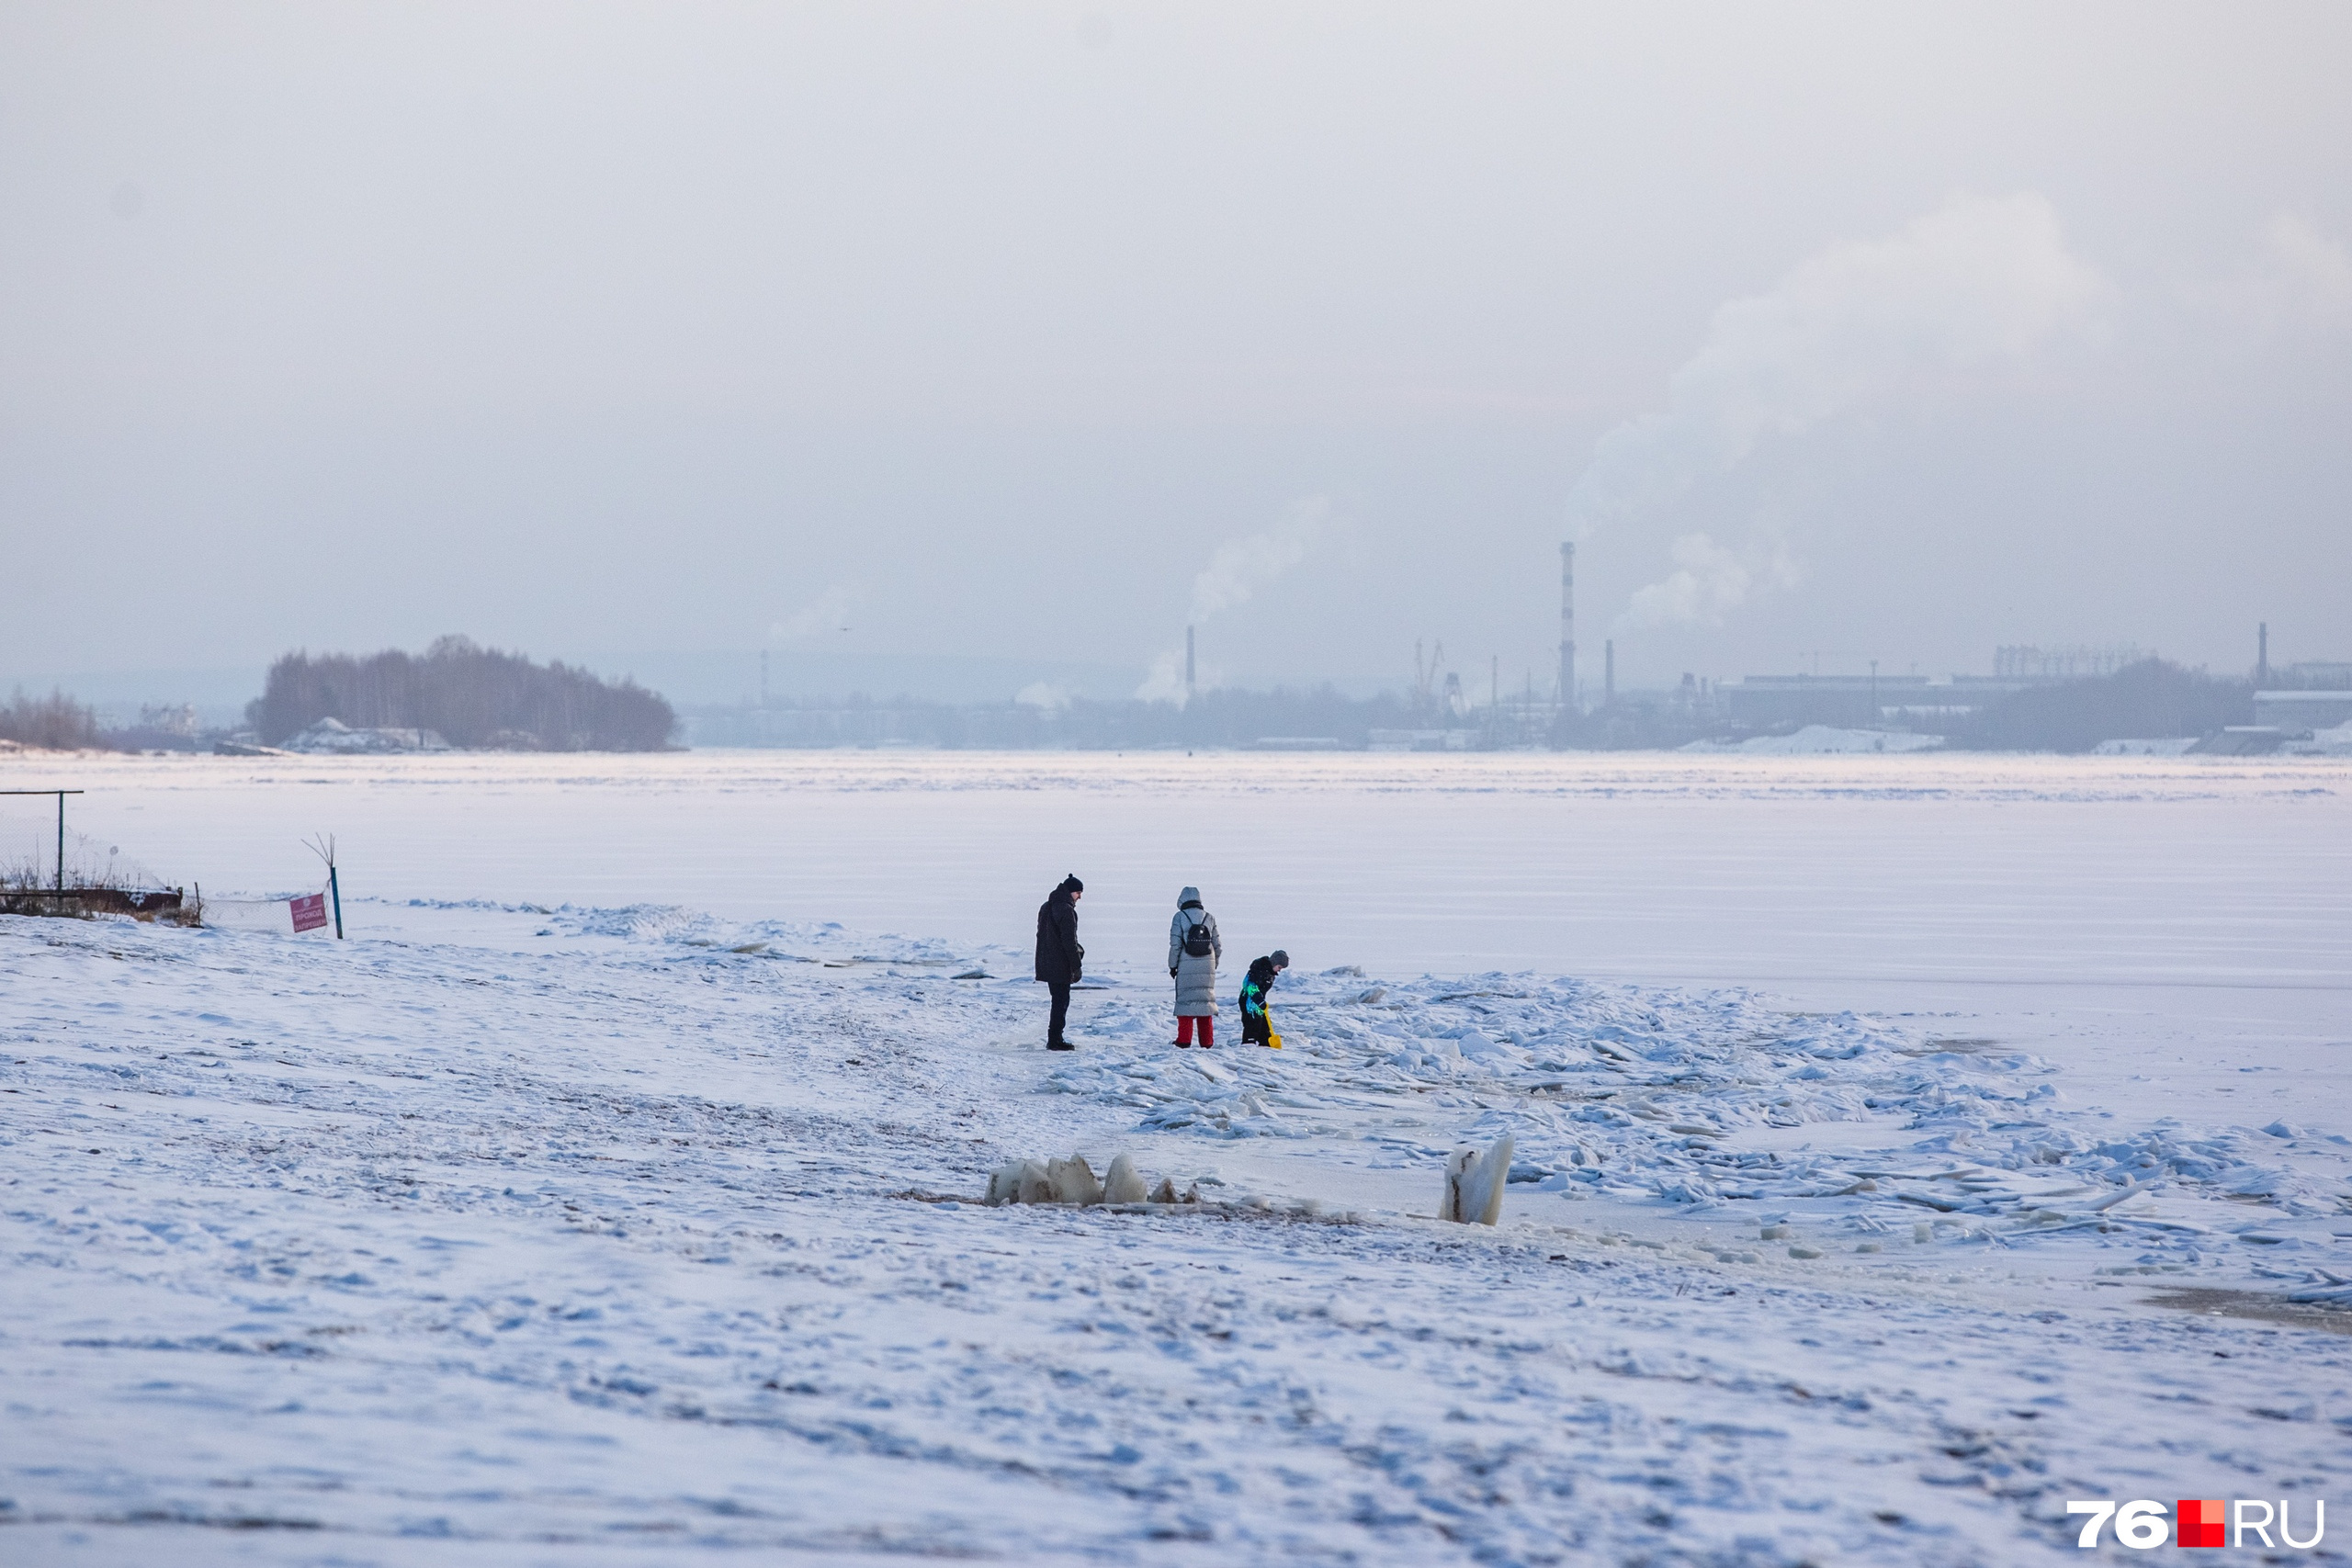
<box><xmin>5</xmin><ymin>891</ymin><xmax>2347</xmax><ymax>1564</ymax></box>
<box><xmin>3</xmin><ymin>753</ymin><xmax>2346</xmax><ymax>1562</ymax></box>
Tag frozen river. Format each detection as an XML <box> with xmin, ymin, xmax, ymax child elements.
<box><xmin>4</xmin><ymin>747</ymin><xmax>2347</xmax><ymax>1563</ymax></box>
<box><xmin>9</xmin><ymin>748</ymin><xmax>2345</xmax><ymax>988</ymax></box>
<box><xmin>11</xmin><ymin>747</ymin><xmax>2347</xmax><ymax>1120</ymax></box>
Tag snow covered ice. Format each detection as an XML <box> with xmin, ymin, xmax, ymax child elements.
<box><xmin>2</xmin><ymin>750</ymin><xmax>2348</xmax><ymax>1564</ymax></box>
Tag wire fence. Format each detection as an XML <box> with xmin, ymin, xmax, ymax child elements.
<box><xmin>0</xmin><ymin>795</ymin><xmax>342</xmax><ymax>935</ymax></box>
<box><xmin>197</xmin><ymin>886</ymin><xmax>335</xmax><ymax>935</ymax></box>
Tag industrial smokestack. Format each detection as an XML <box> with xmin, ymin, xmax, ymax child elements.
<box><xmin>1558</xmin><ymin>542</ymin><xmax>1577</xmax><ymax>711</ymax></box>
<box><xmin>1604</xmin><ymin>638</ymin><xmax>1614</xmax><ymax>705</ymax></box>
<box><xmin>2257</xmin><ymin>622</ymin><xmax>2269</xmax><ymax>687</ymax></box>
<box><xmin>1185</xmin><ymin>624</ymin><xmax>1196</xmax><ymax>700</ymax></box>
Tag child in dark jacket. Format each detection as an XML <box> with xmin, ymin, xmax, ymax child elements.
<box><xmin>1238</xmin><ymin>950</ymin><xmax>1289</xmax><ymax>1047</ymax></box>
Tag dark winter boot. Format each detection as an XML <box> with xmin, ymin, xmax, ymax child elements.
<box><xmin>1046</xmin><ymin>1039</ymin><xmax>1074</xmax><ymax>1051</ymax></box>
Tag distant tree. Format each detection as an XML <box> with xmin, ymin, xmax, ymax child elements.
<box><xmin>0</xmin><ymin>688</ymin><xmax>108</xmax><ymax>750</ymax></box>
<box><xmin>248</xmin><ymin>637</ymin><xmax>676</xmax><ymax>750</ymax></box>
<box><xmin>1956</xmin><ymin>659</ymin><xmax>2252</xmax><ymax>751</ymax></box>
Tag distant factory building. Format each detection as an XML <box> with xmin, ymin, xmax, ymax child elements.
<box><xmin>1993</xmin><ymin>644</ymin><xmax>2142</xmax><ymax>680</ymax></box>
<box><xmin>1725</xmin><ymin>647</ymin><xmax>2149</xmax><ymax>731</ymax></box>
<box><xmin>2255</xmin><ymin>689</ymin><xmax>2352</xmax><ymax>731</ymax></box>
<box><xmin>1722</xmin><ymin>674</ymin><xmax>1930</xmax><ymax>728</ymax></box>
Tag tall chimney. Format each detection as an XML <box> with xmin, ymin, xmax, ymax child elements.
<box><xmin>1604</xmin><ymin>638</ymin><xmax>1614</xmax><ymax>705</ymax></box>
<box><xmin>1185</xmin><ymin>625</ymin><xmax>1196</xmax><ymax>701</ymax></box>
<box><xmin>2257</xmin><ymin>622</ymin><xmax>2269</xmax><ymax>687</ymax></box>
<box><xmin>1558</xmin><ymin>542</ymin><xmax>1577</xmax><ymax>711</ymax></box>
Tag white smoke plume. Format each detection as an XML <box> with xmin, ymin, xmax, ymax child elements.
<box><xmin>769</xmin><ymin>583</ymin><xmax>861</xmax><ymax>641</ymax></box>
<box><xmin>1190</xmin><ymin>496</ymin><xmax>1331</xmax><ymax>623</ymax></box>
<box><xmin>1133</xmin><ymin>649</ymin><xmax>1191</xmax><ymax>705</ymax></box>
<box><xmin>1577</xmin><ymin>193</ymin><xmax>2110</xmax><ymax>628</ymax></box>
<box><xmin>1620</xmin><ymin>528</ymin><xmax>1802</xmax><ymax>631</ymax></box>
<box><xmin>1013</xmin><ymin>681</ymin><xmax>1070</xmax><ymax>711</ymax></box>
<box><xmin>1136</xmin><ymin>496</ymin><xmax>1333</xmax><ymax>703</ymax></box>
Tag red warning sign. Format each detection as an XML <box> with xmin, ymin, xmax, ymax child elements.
<box><xmin>290</xmin><ymin>892</ymin><xmax>329</xmax><ymax>932</ymax></box>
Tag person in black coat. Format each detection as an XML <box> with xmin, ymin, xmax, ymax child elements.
<box><xmin>1035</xmin><ymin>874</ymin><xmax>1085</xmax><ymax>1050</ymax></box>
<box><xmin>1239</xmin><ymin>949</ymin><xmax>1288</xmax><ymax>1046</ymax></box>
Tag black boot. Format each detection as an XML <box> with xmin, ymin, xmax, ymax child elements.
<box><xmin>1046</xmin><ymin>1038</ymin><xmax>1074</xmax><ymax>1051</ymax></box>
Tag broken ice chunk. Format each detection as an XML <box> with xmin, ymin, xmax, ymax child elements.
<box><xmin>1102</xmin><ymin>1153</ymin><xmax>1149</xmax><ymax>1204</ymax></box>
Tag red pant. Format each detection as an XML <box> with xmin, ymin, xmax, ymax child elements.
<box><xmin>1176</xmin><ymin>1015</ymin><xmax>1215</xmax><ymax>1047</ymax></box>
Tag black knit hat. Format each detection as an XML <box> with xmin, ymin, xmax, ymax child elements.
<box><xmin>1270</xmin><ymin>949</ymin><xmax>1288</xmax><ymax>968</ymax></box>
<box><xmin>1057</xmin><ymin>874</ymin><xmax>1084</xmax><ymax>895</ymax></box>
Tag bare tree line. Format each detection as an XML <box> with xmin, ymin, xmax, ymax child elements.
<box><xmin>1943</xmin><ymin>660</ymin><xmax>2253</xmax><ymax>751</ymax></box>
<box><xmin>0</xmin><ymin>689</ymin><xmax>105</xmax><ymax>750</ymax></box>
<box><xmin>248</xmin><ymin>637</ymin><xmax>676</xmax><ymax>750</ymax></box>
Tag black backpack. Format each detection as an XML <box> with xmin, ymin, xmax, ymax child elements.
<box><xmin>1182</xmin><ymin>914</ymin><xmax>1215</xmax><ymax>959</ymax></box>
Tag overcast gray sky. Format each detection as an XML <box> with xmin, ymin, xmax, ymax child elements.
<box><xmin>5</xmin><ymin>2</ymin><xmax>2347</xmax><ymax>703</ymax></box>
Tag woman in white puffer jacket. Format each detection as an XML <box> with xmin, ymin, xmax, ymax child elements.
<box><xmin>1168</xmin><ymin>886</ymin><xmax>1223</xmax><ymax>1048</ymax></box>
